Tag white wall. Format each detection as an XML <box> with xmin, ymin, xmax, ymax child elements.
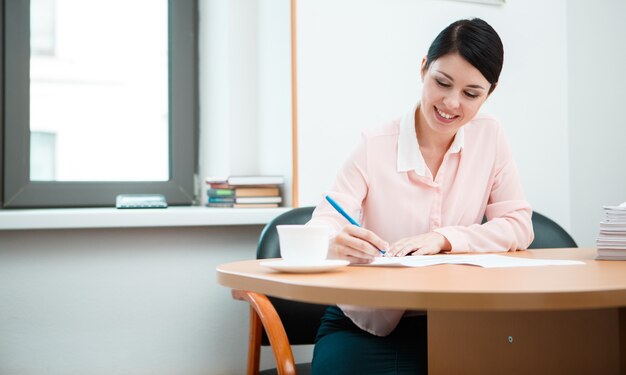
<box><xmin>567</xmin><ymin>0</ymin><xmax>626</xmax><ymax>246</ymax></box>
<box><xmin>198</xmin><ymin>0</ymin><xmax>293</xmax><ymax>206</ymax></box>
<box><xmin>257</xmin><ymin>0</ymin><xmax>294</xmax><ymax>206</ymax></box>
<box><xmin>0</xmin><ymin>227</ymin><xmax>258</xmax><ymax>374</ymax></box>
<box><xmin>199</xmin><ymin>0</ymin><xmax>259</xmax><ymax>181</ymax></box>
<box><xmin>0</xmin><ymin>227</ymin><xmax>312</xmax><ymax>374</ymax></box>
<box><xmin>297</xmin><ymin>0</ymin><xmax>571</xmax><ymax>233</ymax></box>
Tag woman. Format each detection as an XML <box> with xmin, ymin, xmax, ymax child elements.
<box><xmin>308</xmin><ymin>18</ymin><xmax>534</xmax><ymax>374</ymax></box>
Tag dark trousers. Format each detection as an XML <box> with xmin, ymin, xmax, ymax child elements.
<box><xmin>312</xmin><ymin>306</ymin><xmax>428</xmax><ymax>375</ymax></box>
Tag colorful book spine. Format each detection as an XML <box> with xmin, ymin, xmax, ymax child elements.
<box><xmin>233</xmin><ymin>203</ymin><xmax>279</xmax><ymax>208</ymax></box>
<box><xmin>235</xmin><ymin>187</ymin><xmax>280</xmax><ymax>197</ymax></box>
<box><xmin>235</xmin><ymin>196</ymin><xmax>282</xmax><ymax>204</ymax></box>
<box><xmin>208</xmin><ymin>196</ymin><xmax>235</xmax><ymax>204</ymax></box>
<box><xmin>206</xmin><ymin>202</ymin><xmax>234</xmax><ymax>208</ymax></box>
<box><xmin>205</xmin><ymin>175</ymin><xmax>285</xmax><ymax>186</ymax></box>
<box><xmin>207</xmin><ymin>188</ymin><xmax>235</xmax><ymax>197</ymax></box>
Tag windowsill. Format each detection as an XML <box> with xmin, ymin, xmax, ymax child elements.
<box><xmin>0</xmin><ymin>206</ymin><xmax>292</xmax><ymax>230</ymax></box>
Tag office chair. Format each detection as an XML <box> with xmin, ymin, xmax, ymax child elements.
<box><xmin>528</xmin><ymin>211</ymin><xmax>577</xmax><ymax>249</ymax></box>
<box><xmin>232</xmin><ymin>206</ymin><xmax>326</xmax><ymax>375</ymax></box>
<box><xmin>480</xmin><ymin>211</ymin><xmax>577</xmax><ymax>249</ymax></box>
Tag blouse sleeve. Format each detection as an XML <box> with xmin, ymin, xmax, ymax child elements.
<box><xmin>434</xmin><ymin>126</ymin><xmax>534</xmax><ymax>252</ymax></box>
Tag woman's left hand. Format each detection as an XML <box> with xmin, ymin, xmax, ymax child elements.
<box><xmin>387</xmin><ymin>232</ymin><xmax>451</xmax><ymax>257</ymax></box>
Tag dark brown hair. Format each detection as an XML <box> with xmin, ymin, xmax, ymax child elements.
<box><xmin>425</xmin><ymin>18</ymin><xmax>504</xmax><ymax>94</ymax></box>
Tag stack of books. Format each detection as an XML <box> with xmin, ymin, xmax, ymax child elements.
<box><xmin>205</xmin><ymin>175</ymin><xmax>284</xmax><ymax>208</ymax></box>
<box><xmin>596</xmin><ymin>202</ymin><xmax>626</xmax><ymax>260</ymax></box>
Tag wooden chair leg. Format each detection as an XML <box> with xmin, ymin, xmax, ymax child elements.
<box><xmin>247</xmin><ymin>305</ymin><xmax>262</xmax><ymax>375</ymax></box>
<box><xmin>233</xmin><ymin>289</ymin><xmax>297</xmax><ymax>375</ymax></box>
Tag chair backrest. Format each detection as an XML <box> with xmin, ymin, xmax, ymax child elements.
<box><xmin>256</xmin><ymin>206</ymin><xmax>328</xmax><ymax>346</ymax></box>
<box><xmin>528</xmin><ymin>211</ymin><xmax>577</xmax><ymax>249</ymax></box>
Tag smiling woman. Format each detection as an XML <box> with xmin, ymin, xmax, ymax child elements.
<box><xmin>305</xmin><ymin>18</ymin><xmax>533</xmax><ymax>375</ymax></box>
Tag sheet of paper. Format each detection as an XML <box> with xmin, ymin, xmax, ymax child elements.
<box><xmin>362</xmin><ymin>254</ymin><xmax>585</xmax><ymax>268</ymax></box>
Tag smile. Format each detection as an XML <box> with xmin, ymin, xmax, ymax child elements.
<box><xmin>435</xmin><ymin>106</ymin><xmax>459</xmax><ymax>120</ymax></box>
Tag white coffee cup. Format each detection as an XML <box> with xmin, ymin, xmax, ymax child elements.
<box><xmin>277</xmin><ymin>225</ymin><xmax>329</xmax><ymax>264</ymax></box>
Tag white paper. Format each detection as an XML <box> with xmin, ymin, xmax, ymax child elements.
<box><xmin>362</xmin><ymin>254</ymin><xmax>585</xmax><ymax>268</ymax></box>
<box><xmin>597</xmin><ymin>204</ymin><xmax>626</xmax><ymax>258</ymax></box>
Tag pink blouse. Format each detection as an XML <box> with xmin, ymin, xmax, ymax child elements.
<box><xmin>307</xmin><ymin>102</ymin><xmax>534</xmax><ymax>336</ymax></box>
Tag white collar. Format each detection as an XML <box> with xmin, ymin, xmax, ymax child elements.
<box><xmin>397</xmin><ymin>101</ymin><xmax>465</xmax><ymax>176</ymax></box>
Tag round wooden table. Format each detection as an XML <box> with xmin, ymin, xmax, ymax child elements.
<box><xmin>217</xmin><ymin>248</ymin><xmax>626</xmax><ymax>374</ymax></box>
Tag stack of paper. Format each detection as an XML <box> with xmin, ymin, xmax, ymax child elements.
<box><xmin>596</xmin><ymin>202</ymin><xmax>626</xmax><ymax>260</ymax></box>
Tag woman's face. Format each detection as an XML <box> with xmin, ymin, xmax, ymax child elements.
<box><xmin>419</xmin><ymin>53</ymin><xmax>492</xmax><ymax>136</ymax></box>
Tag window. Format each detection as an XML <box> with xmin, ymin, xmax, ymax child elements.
<box><xmin>2</xmin><ymin>0</ymin><xmax>198</xmax><ymax>208</ymax></box>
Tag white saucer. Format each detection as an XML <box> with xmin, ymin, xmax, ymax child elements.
<box><xmin>260</xmin><ymin>259</ymin><xmax>350</xmax><ymax>273</ymax></box>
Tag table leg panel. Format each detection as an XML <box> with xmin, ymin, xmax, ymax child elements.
<box><xmin>428</xmin><ymin>309</ymin><xmax>620</xmax><ymax>375</ymax></box>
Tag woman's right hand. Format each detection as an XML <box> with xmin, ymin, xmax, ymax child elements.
<box><xmin>328</xmin><ymin>225</ymin><xmax>389</xmax><ymax>264</ymax></box>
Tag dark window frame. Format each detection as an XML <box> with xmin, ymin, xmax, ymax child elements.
<box><xmin>1</xmin><ymin>0</ymin><xmax>198</xmax><ymax>208</ymax></box>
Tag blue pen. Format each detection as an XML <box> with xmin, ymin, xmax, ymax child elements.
<box><xmin>325</xmin><ymin>195</ymin><xmax>386</xmax><ymax>256</ymax></box>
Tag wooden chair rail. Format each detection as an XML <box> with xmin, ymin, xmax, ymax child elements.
<box><xmin>232</xmin><ymin>289</ymin><xmax>297</xmax><ymax>375</ymax></box>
